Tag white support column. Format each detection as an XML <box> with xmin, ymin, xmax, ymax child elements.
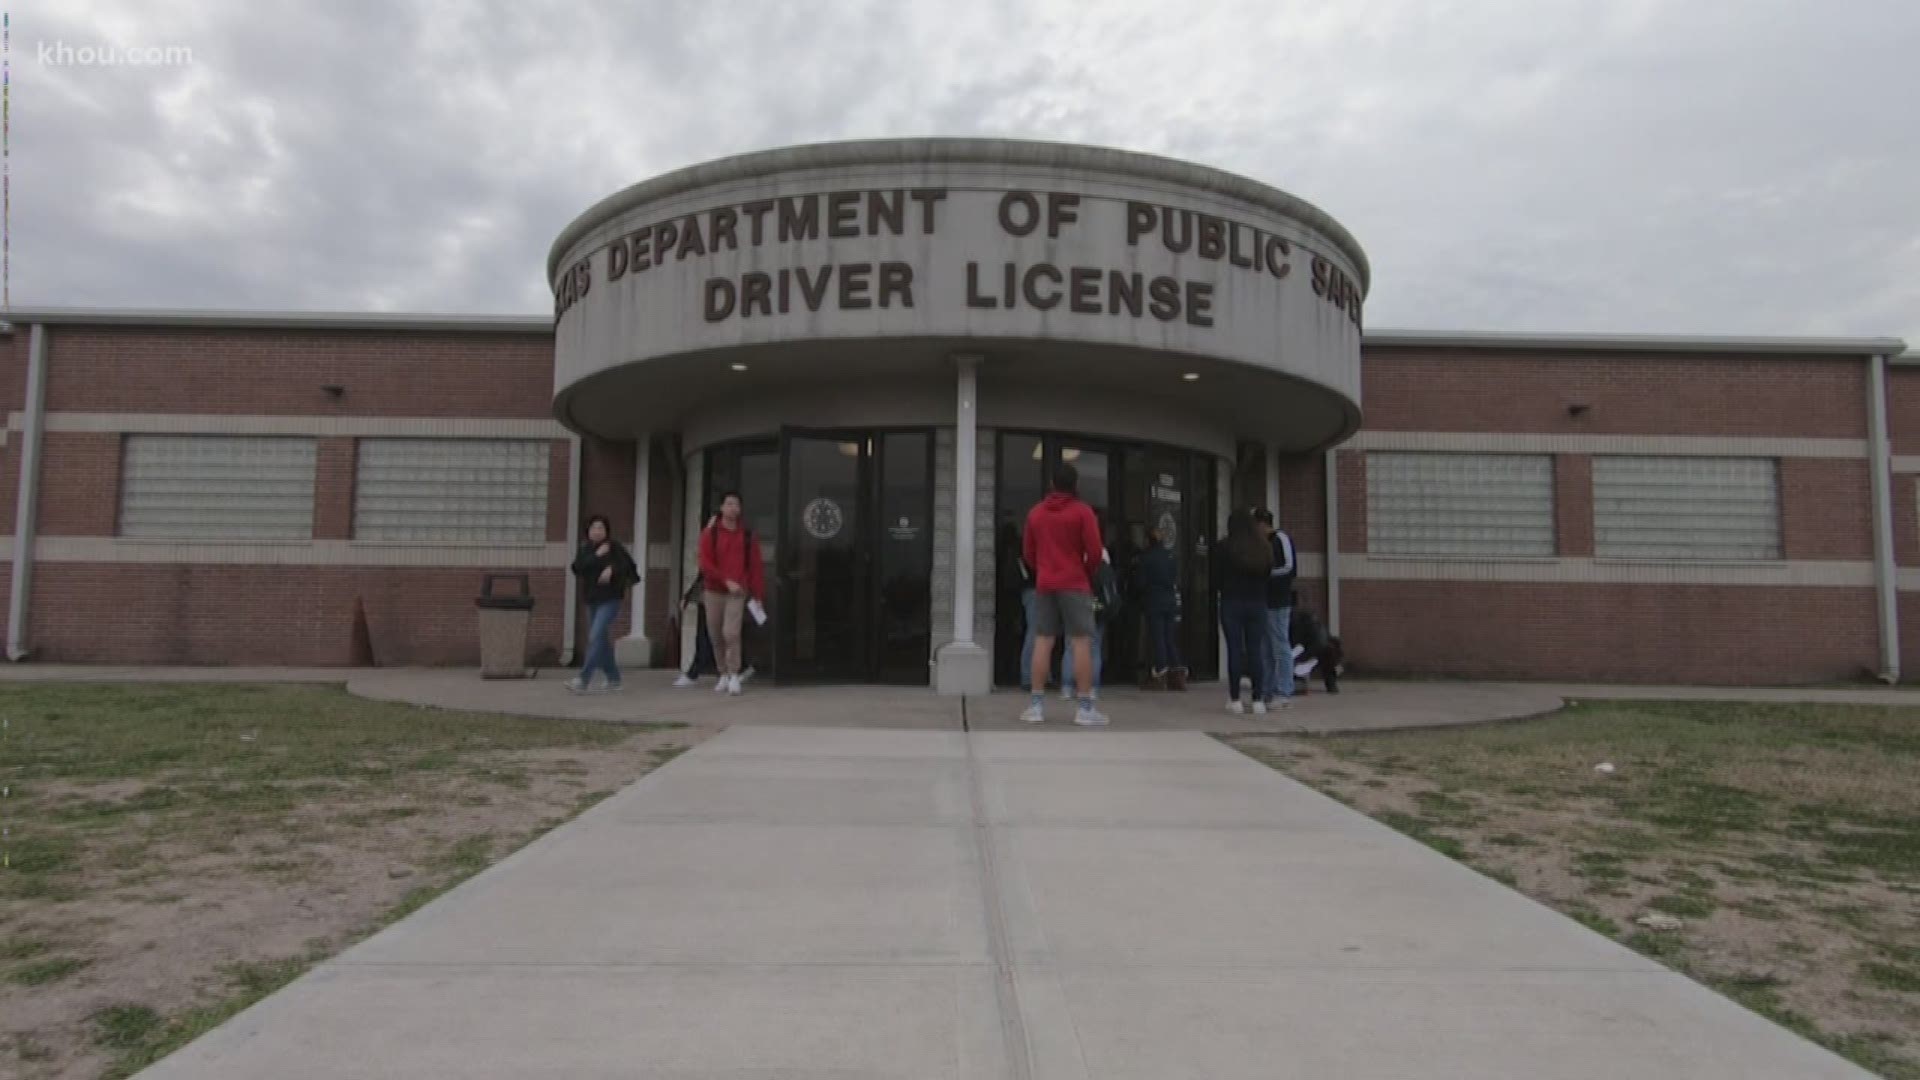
<box><xmin>617</xmin><ymin>434</ymin><xmax>654</xmax><ymax>667</ymax></box>
<box><xmin>934</xmin><ymin>354</ymin><xmax>991</xmax><ymax>695</ymax></box>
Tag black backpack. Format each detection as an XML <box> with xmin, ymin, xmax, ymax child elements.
<box><xmin>1091</xmin><ymin>560</ymin><xmax>1121</xmax><ymax>624</ymax></box>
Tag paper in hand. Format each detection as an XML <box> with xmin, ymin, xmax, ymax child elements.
<box><xmin>747</xmin><ymin>599</ymin><xmax>768</xmax><ymax>626</ymax></box>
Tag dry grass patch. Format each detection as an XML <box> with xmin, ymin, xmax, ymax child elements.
<box><xmin>0</xmin><ymin>682</ymin><xmax>704</xmax><ymax>1080</ymax></box>
<box><xmin>1225</xmin><ymin>699</ymin><xmax>1920</xmax><ymax>1079</ymax></box>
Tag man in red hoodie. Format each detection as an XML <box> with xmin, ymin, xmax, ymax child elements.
<box><xmin>1022</xmin><ymin>464</ymin><xmax>1108</xmax><ymax>726</ymax></box>
<box><xmin>698</xmin><ymin>491</ymin><xmax>766</xmax><ymax>696</ymax></box>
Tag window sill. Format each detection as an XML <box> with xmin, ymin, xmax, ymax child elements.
<box><xmin>349</xmin><ymin>539</ymin><xmax>553</xmax><ymax>548</ymax></box>
<box><xmin>1591</xmin><ymin>557</ymin><xmax>1788</xmax><ymax>568</ymax></box>
<box><xmin>1361</xmin><ymin>553</ymin><xmax>1560</xmax><ymax>564</ymax></box>
<box><xmin>113</xmin><ymin>536</ymin><xmax>314</xmax><ymax>545</ymax></box>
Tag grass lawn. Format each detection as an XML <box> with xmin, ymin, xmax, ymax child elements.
<box><xmin>1226</xmin><ymin>699</ymin><xmax>1920</xmax><ymax>1079</ymax></box>
<box><xmin>0</xmin><ymin>683</ymin><xmax>698</xmax><ymax>1080</ymax></box>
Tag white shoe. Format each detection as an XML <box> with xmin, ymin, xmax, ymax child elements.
<box><xmin>1061</xmin><ymin>687</ymin><xmax>1074</xmax><ymax>701</ymax></box>
<box><xmin>739</xmin><ymin>666</ymin><xmax>755</xmax><ymax>684</ymax></box>
<box><xmin>727</xmin><ymin>674</ymin><xmax>743</xmax><ymax>696</ymax></box>
<box><xmin>714</xmin><ymin>676</ymin><xmax>730</xmax><ymax>694</ymax></box>
<box><xmin>1020</xmin><ymin>703</ymin><xmax>1046</xmax><ymax>724</ymax></box>
<box><xmin>1074</xmin><ymin>706</ymin><xmax>1110</xmax><ymax>727</ymax></box>
<box><xmin>1226</xmin><ymin>700</ymin><xmax>1246</xmax><ymax>716</ymax></box>
<box><xmin>673</xmin><ymin>674</ymin><xmax>699</xmax><ymax>688</ymax></box>
<box><xmin>1252</xmin><ymin>701</ymin><xmax>1268</xmax><ymax>716</ymax></box>
<box><xmin>564</xmin><ymin>677</ymin><xmax>589</xmax><ymax>694</ymax></box>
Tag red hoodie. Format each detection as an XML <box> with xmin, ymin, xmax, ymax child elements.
<box><xmin>1023</xmin><ymin>492</ymin><xmax>1104</xmax><ymax>594</ymax></box>
<box><xmin>699</xmin><ymin>520</ymin><xmax>766</xmax><ymax>601</ymax></box>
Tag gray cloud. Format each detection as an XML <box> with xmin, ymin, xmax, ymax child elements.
<box><xmin>14</xmin><ymin>0</ymin><xmax>1919</xmax><ymax>343</ymax></box>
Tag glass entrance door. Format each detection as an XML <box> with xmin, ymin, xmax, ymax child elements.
<box><xmin>874</xmin><ymin>432</ymin><xmax>933</xmax><ymax>684</ymax></box>
<box><xmin>777</xmin><ymin>433</ymin><xmax>870</xmax><ymax>681</ymax></box>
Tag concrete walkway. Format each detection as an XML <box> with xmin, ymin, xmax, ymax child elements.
<box><xmin>6</xmin><ymin>665</ymin><xmax>1917</xmax><ymax>735</ymax></box>
<box><xmin>344</xmin><ymin>668</ymin><xmax>1571</xmax><ymax>734</ymax></box>
<box><xmin>135</xmin><ymin>724</ymin><xmax>1871</xmax><ymax>1079</ymax></box>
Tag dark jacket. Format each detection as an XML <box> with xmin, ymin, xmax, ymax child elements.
<box><xmin>571</xmin><ymin>540</ymin><xmax>637</xmax><ymax>606</ymax></box>
<box><xmin>1212</xmin><ymin>534</ymin><xmax>1271</xmax><ymax>607</ymax></box>
<box><xmin>1291</xmin><ymin>607</ymin><xmax>1329</xmax><ymax>653</ymax></box>
<box><xmin>1136</xmin><ymin>544</ymin><xmax>1180</xmax><ymax>615</ymax></box>
<box><xmin>1266</xmin><ymin>530</ymin><xmax>1298</xmax><ymax>609</ymax></box>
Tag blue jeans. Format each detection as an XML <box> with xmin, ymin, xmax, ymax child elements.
<box><xmin>582</xmin><ymin>599</ymin><xmax>622</xmax><ymax>686</ymax></box>
<box><xmin>1264</xmin><ymin>606</ymin><xmax>1294</xmax><ymax>701</ymax></box>
<box><xmin>1220</xmin><ymin>597</ymin><xmax>1267</xmax><ymax>702</ymax></box>
<box><xmin>1146</xmin><ymin>611</ymin><xmax>1182</xmax><ymax>671</ymax></box>
<box><xmin>1062</xmin><ymin>622</ymin><xmax>1104</xmax><ymax>692</ymax></box>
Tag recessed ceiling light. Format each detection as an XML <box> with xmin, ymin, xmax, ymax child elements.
<box><xmin>730</xmin><ymin>362</ymin><xmax>749</xmax><ymax>372</ymax></box>
<box><xmin>1182</xmin><ymin>372</ymin><xmax>1200</xmax><ymax>382</ymax></box>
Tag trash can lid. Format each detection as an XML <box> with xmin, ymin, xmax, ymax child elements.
<box><xmin>476</xmin><ymin>596</ymin><xmax>535</xmax><ymax>611</ymax></box>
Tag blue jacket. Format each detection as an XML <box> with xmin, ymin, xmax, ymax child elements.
<box><xmin>1136</xmin><ymin>544</ymin><xmax>1180</xmax><ymax>615</ymax></box>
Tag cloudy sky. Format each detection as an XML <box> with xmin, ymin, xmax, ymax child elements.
<box><xmin>15</xmin><ymin>0</ymin><xmax>1919</xmax><ymax>342</ymax></box>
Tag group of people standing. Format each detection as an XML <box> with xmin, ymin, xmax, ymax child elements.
<box><xmin>1011</xmin><ymin>464</ymin><xmax>1337</xmax><ymax>724</ymax></box>
<box><xmin>566</xmin><ymin>492</ymin><xmax>765</xmax><ymax>696</ymax></box>
<box><xmin>1214</xmin><ymin>507</ymin><xmax>1305</xmax><ymax>715</ymax></box>
<box><xmin>567</xmin><ymin>473</ymin><xmax>1341</xmax><ymax>715</ymax></box>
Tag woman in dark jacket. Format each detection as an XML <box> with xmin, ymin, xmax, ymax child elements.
<box><xmin>567</xmin><ymin>514</ymin><xmax>638</xmax><ymax>693</ymax></box>
<box><xmin>1136</xmin><ymin>523</ymin><xmax>1185</xmax><ymax>688</ymax></box>
<box><xmin>1213</xmin><ymin>509</ymin><xmax>1273</xmax><ymax>715</ymax></box>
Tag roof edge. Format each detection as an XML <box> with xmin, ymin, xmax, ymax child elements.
<box><xmin>544</xmin><ymin>137</ymin><xmax>1371</xmax><ymax>294</ymax></box>
<box><xmin>1364</xmin><ymin>329</ymin><xmax>1909</xmax><ymax>357</ymax></box>
<box><xmin>0</xmin><ymin>307</ymin><xmax>553</xmax><ymax>333</ymax></box>
<box><xmin>0</xmin><ymin>310</ymin><xmax>1904</xmax><ymax>360</ymax></box>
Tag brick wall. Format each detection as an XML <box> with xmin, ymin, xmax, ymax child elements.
<box><xmin>1363</xmin><ymin>348</ymin><xmax>1867</xmax><ymax>438</ymax></box>
<box><xmin>5</xmin><ymin>323</ymin><xmax>577</xmax><ymax>669</ymax></box>
<box><xmin>43</xmin><ymin>326</ymin><xmax>554</xmax><ymax>418</ymax></box>
<box><xmin>27</xmin><ymin>564</ymin><xmax>568</xmax><ymax>667</ymax></box>
<box><xmin>1344</xmin><ymin>580</ymin><xmax>1878</xmax><ymax>685</ymax></box>
<box><xmin>1553</xmin><ymin>455</ymin><xmax>1594</xmax><ymax>557</ymax></box>
<box><xmin>1335</xmin><ymin>348</ymin><xmax>1893</xmax><ymax>685</ymax></box>
<box><xmin>37</xmin><ymin>433</ymin><xmax>122</xmax><ymax>535</ymax></box>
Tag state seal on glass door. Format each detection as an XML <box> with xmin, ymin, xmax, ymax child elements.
<box><xmin>802</xmin><ymin>497</ymin><xmax>844</xmax><ymax>541</ymax></box>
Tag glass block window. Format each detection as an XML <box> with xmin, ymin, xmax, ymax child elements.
<box><xmin>120</xmin><ymin>435</ymin><xmax>316</xmax><ymax>539</ymax></box>
<box><xmin>1366</xmin><ymin>452</ymin><xmax>1556</xmax><ymax>557</ymax></box>
<box><xmin>1593</xmin><ymin>456</ymin><xmax>1781</xmax><ymax>561</ymax></box>
<box><xmin>355</xmin><ymin>439</ymin><xmax>549</xmax><ymax>543</ymax></box>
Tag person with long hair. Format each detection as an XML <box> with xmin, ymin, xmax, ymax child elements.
<box><xmin>1213</xmin><ymin>508</ymin><xmax>1273</xmax><ymax>715</ymax></box>
<box><xmin>567</xmin><ymin>513</ymin><xmax>638</xmax><ymax>693</ymax></box>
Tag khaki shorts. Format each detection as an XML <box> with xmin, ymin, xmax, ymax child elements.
<box><xmin>1032</xmin><ymin>590</ymin><xmax>1096</xmax><ymax>639</ymax></box>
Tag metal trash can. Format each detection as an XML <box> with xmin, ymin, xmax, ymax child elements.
<box><xmin>475</xmin><ymin>573</ymin><xmax>535</xmax><ymax>679</ymax></box>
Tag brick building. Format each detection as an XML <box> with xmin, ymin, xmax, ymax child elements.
<box><xmin>5</xmin><ymin>140</ymin><xmax>1908</xmax><ymax>686</ymax></box>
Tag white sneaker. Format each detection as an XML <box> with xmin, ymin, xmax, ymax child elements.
<box><xmin>1252</xmin><ymin>701</ymin><xmax>1268</xmax><ymax>716</ymax></box>
<box><xmin>564</xmin><ymin>677</ymin><xmax>589</xmax><ymax>694</ymax></box>
<box><xmin>1061</xmin><ymin>687</ymin><xmax>1074</xmax><ymax>701</ymax></box>
<box><xmin>739</xmin><ymin>666</ymin><xmax>756</xmax><ymax>684</ymax></box>
<box><xmin>672</xmin><ymin>674</ymin><xmax>699</xmax><ymax>688</ymax></box>
<box><xmin>1074</xmin><ymin>706</ymin><xmax>1110</xmax><ymax>727</ymax></box>
<box><xmin>1020</xmin><ymin>703</ymin><xmax>1046</xmax><ymax>724</ymax></box>
<box><xmin>1226</xmin><ymin>699</ymin><xmax>1245</xmax><ymax>716</ymax></box>
<box><xmin>714</xmin><ymin>675</ymin><xmax>730</xmax><ymax>694</ymax></box>
<box><xmin>727</xmin><ymin>674</ymin><xmax>743</xmax><ymax>696</ymax></box>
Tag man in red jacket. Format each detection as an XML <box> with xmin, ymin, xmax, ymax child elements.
<box><xmin>1022</xmin><ymin>464</ymin><xmax>1108</xmax><ymax>726</ymax></box>
<box><xmin>698</xmin><ymin>491</ymin><xmax>766</xmax><ymax>696</ymax></box>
